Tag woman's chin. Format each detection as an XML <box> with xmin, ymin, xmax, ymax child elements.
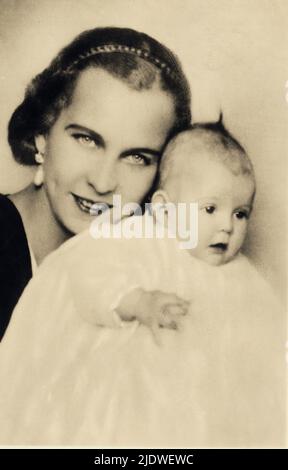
<box><xmin>52</xmin><ymin>195</ymin><xmax>98</xmax><ymax>236</ymax></box>
<box><xmin>61</xmin><ymin>216</ymin><xmax>94</xmax><ymax>236</ymax></box>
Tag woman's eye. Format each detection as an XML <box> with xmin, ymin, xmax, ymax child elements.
<box><xmin>125</xmin><ymin>154</ymin><xmax>151</xmax><ymax>166</ymax></box>
<box><xmin>73</xmin><ymin>134</ymin><xmax>96</xmax><ymax>148</ymax></box>
<box><xmin>234</xmin><ymin>210</ymin><xmax>249</xmax><ymax>220</ymax></box>
<box><xmin>205</xmin><ymin>206</ymin><xmax>215</xmax><ymax>214</ymax></box>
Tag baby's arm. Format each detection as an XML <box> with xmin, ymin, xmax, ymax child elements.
<box><xmin>115</xmin><ymin>287</ymin><xmax>189</xmax><ymax>331</ymax></box>
<box><xmin>65</xmin><ymin>228</ymin><xmax>190</xmax><ymax>331</ymax></box>
<box><xmin>71</xmin><ymin>278</ymin><xmax>189</xmax><ymax>332</ymax></box>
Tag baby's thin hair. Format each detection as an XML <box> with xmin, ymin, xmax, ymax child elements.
<box><xmin>159</xmin><ymin>113</ymin><xmax>255</xmax><ymax>190</ymax></box>
<box><xmin>192</xmin><ymin>112</ymin><xmax>245</xmax><ymax>150</ymax></box>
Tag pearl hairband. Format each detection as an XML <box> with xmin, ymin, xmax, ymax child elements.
<box><xmin>65</xmin><ymin>44</ymin><xmax>174</xmax><ymax>76</ymax></box>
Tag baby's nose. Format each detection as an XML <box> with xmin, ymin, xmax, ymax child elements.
<box><xmin>219</xmin><ymin>215</ymin><xmax>233</xmax><ymax>233</ymax></box>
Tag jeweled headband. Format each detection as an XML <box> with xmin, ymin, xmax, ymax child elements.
<box><xmin>65</xmin><ymin>44</ymin><xmax>176</xmax><ymax>78</ymax></box>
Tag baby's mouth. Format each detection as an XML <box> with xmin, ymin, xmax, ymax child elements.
<box><xmin>72</xmin><ymin>194</ymin><xmax>113</xmax><ymax>215</ymax></box>
<box><xmin>209</xmin><ymin>242</ymin><xmax>228</xmax><ymax>252</ymax></box>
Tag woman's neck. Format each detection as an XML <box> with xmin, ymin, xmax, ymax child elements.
<box><xmin>9</xmin><ymin>184</ymin><xmax>72</xmax><ymax>265</ymax></box>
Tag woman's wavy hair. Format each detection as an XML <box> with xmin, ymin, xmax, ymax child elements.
<box><xmin>8</xmin><ymin>27</ymin><xmax>191</xmax><ymax>165</ymax></box>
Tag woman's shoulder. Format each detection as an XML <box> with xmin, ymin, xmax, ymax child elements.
<box><xmin>0</xmin><ymin>194</ymin><xmax>32</xmax><ymax>340</ymax></box>
<box><xmin>0</xmin><ymin>193</ymin><xmax>21</xmax><ymax>221</ymax></box>
<box><xmin>0</xmin><ymin>194</ymin><xmax>27</xmax><ymax>248</ymax></box>
<box><xmin>0</xmin><ymin>193</ymin><xmax>15</xmax><ymax>217</ymax></box>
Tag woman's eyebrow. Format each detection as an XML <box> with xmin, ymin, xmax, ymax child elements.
<box><xmin>65</xmin><ymin>124</ymin><xmax>105</xmax><ymax>147</ymax></box>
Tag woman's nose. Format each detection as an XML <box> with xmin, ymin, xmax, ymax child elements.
<box><xmin>88</xmin><ymin>159</ymin><xmax>118</xmax><ymax>195</ymax></box>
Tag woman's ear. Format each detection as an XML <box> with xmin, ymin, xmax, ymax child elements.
<box><xmin>33</xmin><ymin>135</ymin><xmax>46</xmax><ymax>187</ymax></box>
<box><xmin>34</xmin><ymin>135</ymin><xmax>46</xmax><ymax>155</ymax></box>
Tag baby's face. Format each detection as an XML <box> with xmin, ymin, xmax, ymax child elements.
<box><xmin>174</xmin><ymin>157</ymin><xmax>255</xmax><ymax>266</ymax></box>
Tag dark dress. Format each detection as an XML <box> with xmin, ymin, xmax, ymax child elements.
<box><xmin>0</xmin><ymin>194</ymin><xmax>32</xmax><ymax>340</ymax></box>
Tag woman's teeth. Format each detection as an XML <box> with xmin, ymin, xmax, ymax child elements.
<box><xmin>73</xmin><ymin>195</ymin><xmax>111</xmax><ymax>215</ymax></box>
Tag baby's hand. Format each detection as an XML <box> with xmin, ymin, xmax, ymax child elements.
<box><xmin>115</xmin><ymin>288</ymin><xmax>190</xmax><ymax>338</ymax></box>
<box><xmin>137</xmin><ymin>290</ymin><xmax>189</xmax><ymax>330</ymax></box>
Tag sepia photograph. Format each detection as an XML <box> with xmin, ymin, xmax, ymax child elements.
<box><xmin>0</xmin><ymin>0</ymin><xmax>287</xmax><ymax>451</ymax></box>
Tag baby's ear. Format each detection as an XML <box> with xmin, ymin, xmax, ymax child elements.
<box><xmin>151</xmin><ymin>190</ymin><xmax>171</xmax><ymax>227</ymax></box>
<box><xmin>151</xmin><ymin>189</ymin><xmax>170</xmax><ymax>207</ymax></box>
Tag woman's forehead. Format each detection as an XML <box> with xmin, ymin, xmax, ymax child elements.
<box><xmin>62</xmin><ymin>67</ymin><xmax>175</xmax><ymax>149</ymax></box>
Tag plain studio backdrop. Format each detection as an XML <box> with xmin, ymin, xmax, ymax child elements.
<box><xmin>0</xmin><ymin>0</ymin><xmax>287</xmax><ymax>303</ymax></box>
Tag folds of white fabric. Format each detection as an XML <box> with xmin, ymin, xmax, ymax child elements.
<box><xmin>0</xmin><ymin>228</ymin><xmax>285</xmax><ymax>447</ymax></box>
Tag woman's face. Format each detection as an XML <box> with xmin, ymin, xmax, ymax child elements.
<box><xmin>36</xmin><ymin>68</ymin><xmax>176</xmax><ymax>234</ymax></box>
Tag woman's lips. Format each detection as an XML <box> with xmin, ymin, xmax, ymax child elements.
<box><xmin>72</xmin><ymin>194</ymin><xmax>113</xmax><ymax>215</ymax></box>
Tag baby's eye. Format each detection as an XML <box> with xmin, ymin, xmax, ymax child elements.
<box><xmin>73</xmin><ymin>134</ymin><xmax>97</xmax><ymax>148</ymax></box>
<box><xmin>234</xmin><ymin>210</ymin><xmax>249</xmax><ymax>220</ymax></box>
<box><xmin>125</xmin><ymin>154</ymin><xmax>151</xmax><ymax>166</ymax></box>
<box><xmin>205</xmin><ymin>206</ymin><xmax>216</xmax><ymax>214</ymax></box>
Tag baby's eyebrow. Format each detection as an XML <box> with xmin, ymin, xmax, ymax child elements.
<box><xmin>237</xmin><ymin>205</ymin><xmax>252</xmax><ymax>212</ymax></box>
<box><xmin>121</xmin><ymin>148</ymin><xmax>161</xmax><ymax>158</ymax></box>
<box><xmin>197</xmin><ymin>197</ymin><xmax>219</xmax><ymax>202</ymax></box>
<box><xmin>65</xmin><ymin>124</ymin><xmax>105</xmax><ymax>148</ymax></box>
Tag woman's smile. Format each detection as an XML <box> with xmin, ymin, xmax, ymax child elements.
<box><xmin>72</xmin><ymin>193</ymin><xmax>113</xmax><ymax>216</ymax></box>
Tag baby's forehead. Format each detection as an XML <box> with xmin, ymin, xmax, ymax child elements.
<box><xmin>163</xmin><ymin>129</ymin><xmax>251</xmax><ymax>179</ymax></box>
<box><xmin>165</xmin><ymin>129</ymin><xmax>232</xmax><ymax>161</ymax></box>
<box><xmin>161</xmin><ymin>134</ymin><xmax>254</xmax><ymax>198</ymax></box>
<box><xmin>163</xmin><ymin>135</ymin><xmax>224</xmax><ymax>178</ymax></box>
<box><xmin>176</xmin><ymin>166</ymin><xmax>255</xmax><ymax>208</ymax></box>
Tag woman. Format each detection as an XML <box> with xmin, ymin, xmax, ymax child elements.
<box><xmin>0</xmin><ymin>26</ymin><xmax>191</xmax><ymax>339</ymax></box>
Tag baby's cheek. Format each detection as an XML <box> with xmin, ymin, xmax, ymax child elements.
<box><xmin>238</xmin><ymin>224</ymin><xmax>248</xmax><ymax>245</ymax></box>
<box><xmin>197</xmin><ymin>221</ymin><xmax>211</xmax><ymax>245</ymax></box>
<box><xmin>231</xmin><ymin>227</ymin><xmax>247</xmax><ymax>254</ymax></box>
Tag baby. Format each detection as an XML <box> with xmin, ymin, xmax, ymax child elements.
<box><xmin>84</xmin><ymin>117</ymin><xmax>256</xmax><ymax>332</ymax></box>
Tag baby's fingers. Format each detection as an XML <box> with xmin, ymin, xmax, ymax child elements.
<box><xmin>154</xmin><ymin>291</ymin><xmax>187</xmax><ymax>306</ymax></box>
<box><xmin>163</xmin><ymin>303</ymin><xmax>188</xmax><ymax>316</ymax></box>
<box><xmin>158</xmin><ymin>311</ymin><xmax>182</xmax><ymax>330</ymax></box>
<box><xmin>150</xmin><ymin>321</ymin><xmax>163</xmax><ymax>347</ymax></box>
